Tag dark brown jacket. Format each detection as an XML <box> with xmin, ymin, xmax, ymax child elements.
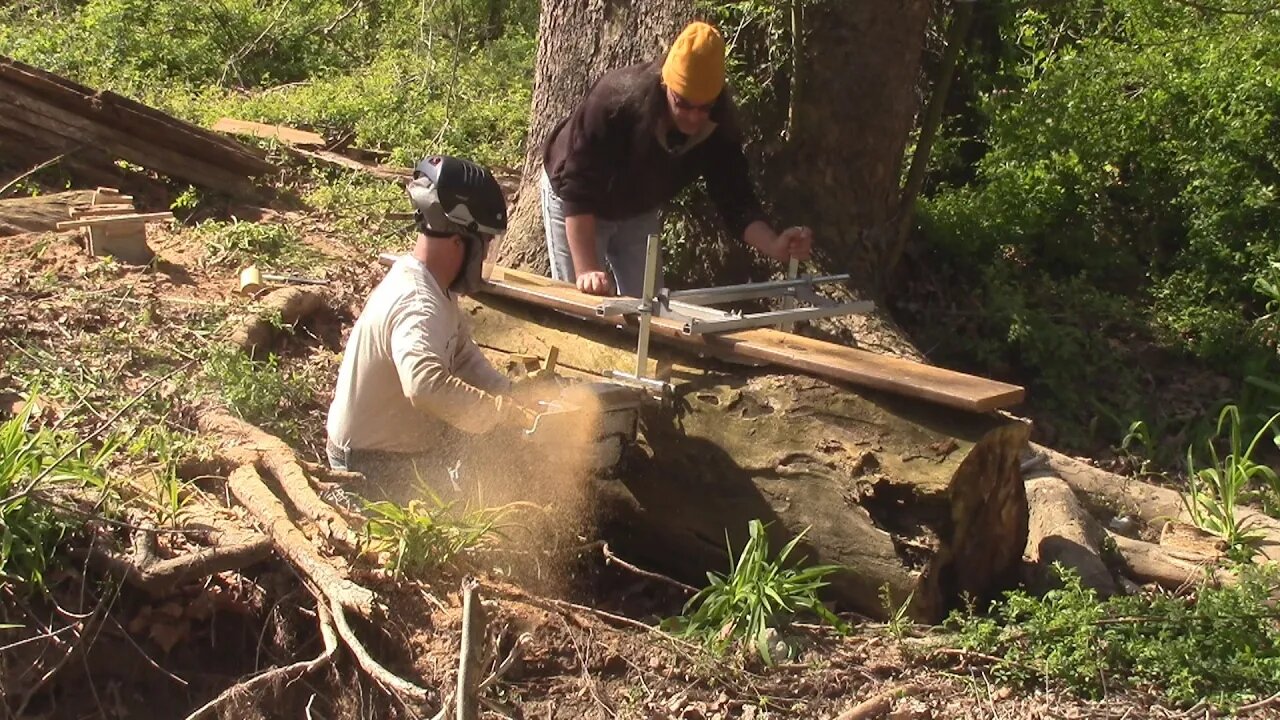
<box><xmin>542</xmin><ymin>60</ymin><xmax>766</xmax><ymax>241</ymax></box>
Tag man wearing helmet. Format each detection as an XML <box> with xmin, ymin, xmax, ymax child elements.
<box><xmin>540</xmin><ymin>20</ymin><xmax>814</xmax><ymax>297</ymax></box>
<box><xmin>325</xmin><ymin>155</ymin><xmax>534</xmax><ymax>490</ymax></box>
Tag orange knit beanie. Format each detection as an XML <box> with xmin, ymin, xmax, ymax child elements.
<box><xmin>661</xmin><ymin>21</ymin><xmax>726</xmax><ymax>105</ymax></box>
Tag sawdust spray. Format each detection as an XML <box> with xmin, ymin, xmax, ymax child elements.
<box><xmin>440</xmin><ymin>383</ymin><xmax>608</xmax><ymax>594</ymax></box>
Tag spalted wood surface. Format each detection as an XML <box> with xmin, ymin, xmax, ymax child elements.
<box><xmin>465</xmin><ymin>294</ymin><xmax>1030</xmax><ymax>622</ymax></box>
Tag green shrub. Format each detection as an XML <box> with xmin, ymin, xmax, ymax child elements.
<box><xmin>916</xmin><ymin>0</ymin><xmax>1280</xmax><ymax>445</ymax></box>
<box><xmin>947</xmin><ymin>565</ymin><xmax>1280</xmax><ymax>709</ymax></box>
<box><xmin>0</xmin><ymin>398</ymin><xmax>116</xmax><ymax>591</ymax></box>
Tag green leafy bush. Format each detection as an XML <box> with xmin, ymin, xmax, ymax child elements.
<box><xmin>947</xmin><ymin>565</ymin><xmax>1280</xmax><ymax>709</ymax></box>
<box><xmin>916</xmin><ymin>0</ymin><xmax>1280</xmax><ymax>444</ymax></box>
<box><xmin>202</xmin><ymin>348</ymin><xmax>315</xmax><ymax>438</ymax></box>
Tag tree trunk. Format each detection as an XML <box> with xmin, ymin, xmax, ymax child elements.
<box><xmin>754</xmin><ymin>1</ymin><xmax>932</xmax><ymax>289</ymax></box>
<box><xmin>493</xmin><ymin>0</ymin><xmax>691</xmax><ymax>272</ymax></box>
<box><xmin>465</xmin><ymin>294</ymin><xmax>1029</xmax><ymax>622</ymax></box>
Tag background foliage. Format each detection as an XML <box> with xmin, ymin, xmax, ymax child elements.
<box><xmin>0</xmin><ymin>0</ymin><xmax>537</xmax><ymax>166</ymax></box>
<box><xmin>911</xmin><ymin>0</ymin><xmax>1280</xmax><ymax>453</ymax></box>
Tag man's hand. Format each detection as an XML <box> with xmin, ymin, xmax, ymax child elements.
<box><xmin>495</xmin><ymin>395</ymin><xmax>538</xmax><ymax>432</ymax></box>
<box><xmin>576</xmin><ymin>270</ymin><xmax>614</xmax><ymax>296</ymax></box>
<box><xmin>744</xmin><ymin>221</ymin><xmax>815</xmax><ymax>264</ymax></box>
<box><xmin>772</xmin><ymin>226</ymin><xmax>814</xmax><ymax>263</ymax></box>
<box><xmin>509</xmin><ymin>374</ymin><xmax>560</xmax><ymax>406</ymax></box>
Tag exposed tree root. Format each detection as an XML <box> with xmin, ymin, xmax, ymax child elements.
<box><xmin>227</xmin><ymin>464</ymin><xmax>375</xmax><ymax>618</ymax></box>
<box><xmin>1032</xmin><ymin>443</ymin><xmax>1280</xmax><ymax>563</ymax></box>
<box><xmin>229</xmin><ymin>286</ymin><xmax>327</xmax><ymax>355</ymax></box>
<box><xmin>198</xmin><ymin>408</ymin><xmax>359</xmax><ymax>552</ymax></box>
<box><xmin>84</xmin><ymin>532</ymin><xmax>273</xmax><ymax>596</ymax></box>
<box><xmin>1109</xmin><ymin>532</ymin><xmax>1235</xmax><ymax>592</ymax></box>
<box><xmin>220</xmin><ymin>459</ymin><xmax>434</xmax><ymax>710</ymax></box>
<box><xmin>1023</xmin><ymin>474</ymin><xmax>1116</xmax><ymax>596</ymax></box>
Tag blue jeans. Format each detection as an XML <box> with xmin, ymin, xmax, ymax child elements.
<box><xmin>540</xmin><ymin>170</ymin><xmax>662</xmax><ymax>297</ymax></box>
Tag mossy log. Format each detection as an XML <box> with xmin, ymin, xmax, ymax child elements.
<box><xmin>464</xmin><ymin>295</ymin><xmax>1031</xmax><ymax>622</ymax></box>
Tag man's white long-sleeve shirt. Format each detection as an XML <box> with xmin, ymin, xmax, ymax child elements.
<box><xmin>326</xmin><ymin>256</ymin><xmax>512</xmax><ymax>454</ymax></box>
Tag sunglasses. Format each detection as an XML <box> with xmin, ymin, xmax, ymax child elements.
<box><xmin>667</xmin><ymin>87</ymin><xmax>715</xmax><ymax>113</ymax></box>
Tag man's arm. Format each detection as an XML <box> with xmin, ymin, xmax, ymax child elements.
<box><xmin>703</xmin><ymin>124</ymin><xmax>813</xmax><ymax>264</ymax></box>
<box><xmin>554</xmin><ymin>74</ymin><xmax>629</xmax><ymax>295</ymax></box>
<box><xmin>389</xmin><ymin>302</ymin><xmax>514</xmax><ymax>434</ymax></box>
<box><xmin>452</xmin><ymin>327</ymin><xmax>512</xmax><ymax>397</ymax></box>
<box><xmin>565</xmin><ymin>214</ymin><xmax>612</xmax><ymax>295</ymax></box>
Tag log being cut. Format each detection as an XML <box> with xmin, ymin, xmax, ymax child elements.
<box><xmin>464</xmin><ymin>282</ymin><xmax>1031</xmax><ymax>622</ymax></box>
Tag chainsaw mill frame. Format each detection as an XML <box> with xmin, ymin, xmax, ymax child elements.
<box><xmin>601</xmin><ymin>234</ymin><xmax>874</xmax><ymax>394</ymax></box>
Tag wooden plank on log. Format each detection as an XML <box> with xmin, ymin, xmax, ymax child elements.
<box><xmin>479</xmin><ymin>265</ymin><xmax>1025</xmax><ymax>412</ymax></box>
<box><xmin>57</xmin><ymin>211</ymin><xmax>173</xmax><ymax>230</ymax></box>
<box><xmin>0</xmin><ymin>93</ymin><xmax>258</xmax><ymax>197</ymax></box>
<box><xmin>0</xmin><ymin>56</ymin><xmax>272</xmax><ymax>176</ymax></box>
<box><xmin>212</xmin><ymin>118</ymin><xmax>326</xmax><ymax>147</ymax></box>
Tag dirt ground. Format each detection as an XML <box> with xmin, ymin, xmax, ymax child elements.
<box><xmin>0</xmin><ymin>202</ymin><xmax>1272</xmax><ymax>719</ymax></box>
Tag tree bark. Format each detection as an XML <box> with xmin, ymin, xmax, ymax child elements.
<box><xmin>464</xmin><ymin>294</ymin><xmax>1029</xmax><ymax>622</ymax></box>
<box><xmin>1023</xmin><ymin>474</ymin><xmax>1116</xmax><ymax>596</ymax></box>
<box><xmin>754</xmin><ymin>1</ymin><xmax>932</xmax><ymax>288</ymax></box>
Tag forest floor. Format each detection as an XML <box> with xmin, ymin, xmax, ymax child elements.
<box><xmin>0</xmin><ymin>184</ymin><xmax>1270</xmax><ymax>720</ymax></box>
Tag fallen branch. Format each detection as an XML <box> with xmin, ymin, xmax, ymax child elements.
<box><xmin>84</xmin><ymin>533</ymin><xmax>273</xmax><ymax>595</ymax></box>
<box><xmin>833</xmin><ymin>683</ymin><xmax>921</xmax><ymax>720</ymax></box>
<box><xmin>602</xmin><ymin>542</ymin><xmax>697</xmax><ymax>594</ymax></box>
<box><xmin>299</xmin><ymin>458</ymin><xmax>368</xmax><ymax>486</ymax></box>
<box><xmin>183</xmin><ymin>598</ymin><xmax>339</xmax><ymax>720</ymax></box>
<box><xmin>1239</xmin><ymin>689</ymin><xmax>1280</xmax><ymax>715</ymax></box>
<box><xmin>0</xmin><ymin>149</ymin><xmax>74</xmax><ymax>198</ymax></box>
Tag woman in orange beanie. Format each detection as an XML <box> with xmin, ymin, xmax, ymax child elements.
<box><xmin>540</xmin><ymin>20</ymin><xmax>814</xmax><ymax>297</ymax></box>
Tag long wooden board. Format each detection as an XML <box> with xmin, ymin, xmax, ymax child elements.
<box><xmin>478</xmin><ymin>264</ymin><xmax>1024</xmax><ymax>412</ymax></box>
<box><xmin>212</xmin><ymin>118</ymin><xmax>326</xmax><ymax>148</ymax></box>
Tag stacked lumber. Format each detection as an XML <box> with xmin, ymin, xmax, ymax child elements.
<box><xmin>55</xmin><ymin>187</ymin><xmax>173</xmax><ymax>264</ymax></box>
<box><xmin>0</xmin><ymin>56</ymin><xmax>273</xmax><ymax>196</ymax></box>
